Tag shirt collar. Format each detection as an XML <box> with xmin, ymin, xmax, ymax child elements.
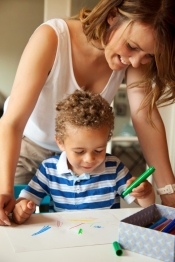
<box><xmin>57</xmin><ymin>151</ymin><xmax>106</xmax><ymax>176</ymax></box>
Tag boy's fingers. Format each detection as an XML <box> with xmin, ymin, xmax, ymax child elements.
<box><xmin>27</xmin><ymin>201</ymin><xmax>35</xmax><ymax>211</ymax></box>
<box><xmin>131</xmin><ymin>186</ymin><xmax>153</xmax><ymax>198</ymax></box>
<box><xmin>126</xmin><ymin>177</ymin><xmax>137</xmax><ymax>186</ymax></box>
<box><xmin>12</xmin><ymin>202</ymin><xmax>35</xmax><ymax>225</ymax></box>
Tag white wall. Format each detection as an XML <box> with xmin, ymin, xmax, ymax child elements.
<box><xmin>44</xmin><ymin>0</ymin><xmax>71</xmax><ymax>21</ymax></box>
<box><xmin>0</xmin><ymin>0</ymin><xmax>99</xmax><ymax>97</ymax></box>
<box><xmin>0</xmin><ymin>0</ymin><xmax>44</xmax><ymax>97</ymax></box>
<box><xmin>44</xmin><ymin>0</ymin><xmax>99</xmax><ymax>21</ymax></box>
<box><xmin>71</xmin><ymin>0</ymin><xmax>99</xmax><ymax>15</ymax></box>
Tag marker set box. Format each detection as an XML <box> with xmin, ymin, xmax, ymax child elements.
<box><xmin>118</xmin><ymin>204</ymin><xmax>175</xmax><ymax>262</ymax></box>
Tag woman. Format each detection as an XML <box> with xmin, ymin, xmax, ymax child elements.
<box><xmin>0</xmin><ymin>0</ymin><xmax>175</xmax><ymax>225</ymax></box>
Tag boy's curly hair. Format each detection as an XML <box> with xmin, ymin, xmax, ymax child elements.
<box><xmin>55</xmin><ymin>90</ymin><xmax>114</xmax><ymax>142</ymax></box>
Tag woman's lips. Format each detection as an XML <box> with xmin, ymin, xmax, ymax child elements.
<box><xmin>119</xmin><ymin>55</ymin><xmax>130</xmax><ymax>65</ymax></box>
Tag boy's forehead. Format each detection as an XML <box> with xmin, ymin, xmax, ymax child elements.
<box><xmin>65</xmin><ymin>124</ymin><xmax>109</xmax><ymax>133</ymax></box>
<box><xmin>65</xmin><ymin>125</ymin><xmax>110</xmax><ymax>142</ymax></box>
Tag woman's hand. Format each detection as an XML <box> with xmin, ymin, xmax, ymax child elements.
<box><xmin>0</xmin><ymin>194</ymin><xmax>16</xmax><ymax>226</ymax></box>
<box><xmin>12</xmin><ymin>199</ymin><xmax>36</xmax><ymax>225</ymax></box>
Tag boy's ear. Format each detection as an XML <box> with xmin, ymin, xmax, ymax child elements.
<box><xmin>55</xmin><ymin>136</ymin><xmax>65</xmax><ymax>151</ymax></box>
<box><xmin>107</xmin><ymin>7</ymin><xmax>118</xmax><ymax>25</ymax></box>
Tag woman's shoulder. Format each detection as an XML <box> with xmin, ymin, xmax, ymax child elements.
<box><xmin>43</xmin><ymin>18</ymin><xmax>69</xmax><ymax>34</ymax></box>
<box><xmin>29</xmin><ymin>21</ymin><xmax>58</xmax><ymax>48</ymax></box>
<box><xmin>29</xmin><ymin>19</ymin><xmax>69</xmax><ymax>46</ymax></box>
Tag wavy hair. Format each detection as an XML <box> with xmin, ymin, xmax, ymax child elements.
<box><xmin>72</xmin><ymin>0</ymin><xmax>175</xmax><ymax>122</ymax></box>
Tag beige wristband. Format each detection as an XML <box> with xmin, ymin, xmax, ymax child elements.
<box><xmin>157</xmin><ymin>184</ymin><xmax>175</xmax><ymax>195</ymax></box>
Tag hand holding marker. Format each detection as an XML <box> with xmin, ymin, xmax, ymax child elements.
<box><xmin>121</xmin><ymin>166</ymin><xmax>155</xmax><ymax>198</ymax></box>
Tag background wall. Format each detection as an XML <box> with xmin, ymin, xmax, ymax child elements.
<box><xmin>44</xmin><ymin>0</ymin><xmax>99</xmax><ymax>20</ymax></box>
<box><xmin>44</xmin><ymin>0</ymin><xmax>71</xmax><ymax>20</ymax></box>
<box><xmin>0</xmin><ymin>0</ymin><xmax>44</xmax><ymax>98</ymax></box>
<box><xmin>71</xmin><ymin>0</ymin><xmax>98</xmax><ymax>15</ymax></box>
<box><xmin>0</xmin><ymin>0</ymin><xmax>99</xmax><ymax>98</ymax></box>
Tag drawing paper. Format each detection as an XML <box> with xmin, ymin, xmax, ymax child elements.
<box><xmin>4</xmin><ymin>210</ymin><xmax>120</xmax><ymax>252</ymax></box>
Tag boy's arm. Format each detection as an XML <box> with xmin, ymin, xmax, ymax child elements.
<box><xmin>12</xmin><ymin>198</ymin><xmax>36</xmax><ymax>225</ymax></box>
<box><xmin>126</xmin><ymin>177</ymin><xmax>155</xmax><ymax>208</ymax></box>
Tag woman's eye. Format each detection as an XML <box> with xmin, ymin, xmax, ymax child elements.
<box><xmin>127</xmin><ymin>43</ymin><xmax>136</xmax><ymax>50</ymax></box>
<box><xmin>148</xmin><ymin>54</ymin><xmax>154</xmax><ymax>59</ymax></box>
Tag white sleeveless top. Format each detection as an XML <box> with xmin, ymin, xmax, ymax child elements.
<box><xmin>5</xmin><ymin>19</ymin><xmax>126</xmax><ymax>152</ymax></box>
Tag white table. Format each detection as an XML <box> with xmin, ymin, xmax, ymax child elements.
<box><xmin>0</xmin><ymin>208</ymin><xmax>160</xmax><ymax>262</ymax></box>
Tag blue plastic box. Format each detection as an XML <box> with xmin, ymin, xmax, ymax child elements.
<box><xmin>118</xmin><ymin>204</ymin><xmax>175</xmax><ymax>262</ymax></box>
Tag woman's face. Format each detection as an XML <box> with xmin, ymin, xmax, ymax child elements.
<box><xmin>104</xmin><ymin>20</ymin><xmax>155</xmax><ymax>71</ymax></box>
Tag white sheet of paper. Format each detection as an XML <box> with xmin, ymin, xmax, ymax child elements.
<box><xmin>4</xmin><ymin>210</ymin><xmax>120</xmax><ymax>253</ymax></box>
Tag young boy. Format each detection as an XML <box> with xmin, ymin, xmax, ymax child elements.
<box><xmin>13</xmin><ymin>90</ymin><xmax>155</xmax><ymax>224</ymax></box>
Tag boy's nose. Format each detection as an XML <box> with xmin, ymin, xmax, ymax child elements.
<box><xmin>84</xmin><ymin>153</ymin><xmax>95</xmax><ymax>163</ymax></box>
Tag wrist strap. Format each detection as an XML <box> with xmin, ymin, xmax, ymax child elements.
<box><xmin>157</xmin><ymin>184</ymin><xmax>175</xmax><ymax>195</ymax></box>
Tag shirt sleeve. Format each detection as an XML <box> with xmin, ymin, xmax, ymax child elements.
<box><xmin>19</xmin><ymin>163</ymin><xmax>48</xmax><ymax>205</ymax></box>
<box><xmin>115</xmin><ymin>160</ymin><xmax>135</xmax><ymax>204</ymax></box>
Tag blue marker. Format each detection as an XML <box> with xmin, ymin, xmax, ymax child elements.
<box><xmin>149</xmin><ymin>217</ymin><xmax>167</xmax><ymax>229</ymax></box>
<box><xmin>161</xmin><ymin>219</ymin><xmax>175</xmax><ymax>233</ymax></box>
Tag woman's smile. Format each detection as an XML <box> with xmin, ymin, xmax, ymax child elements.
<box><xmin>119</xmin><ymin>55</ymin><xmax>130</xmax><ymax>65</ymax></box>
<box><xmin>105</xmin><ymin>21</ymin><xmax>155</xmax><ymax>70</ymax></box>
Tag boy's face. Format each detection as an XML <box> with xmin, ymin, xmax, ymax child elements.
<box><xmin>56</xmin><ymin>125</ymin><xmax>110</xmax><ymax>176</ymax></box>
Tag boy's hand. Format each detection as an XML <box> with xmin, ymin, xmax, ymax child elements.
<box><xmin>12</xmin><ymin>199</ymin><xmax>36</xmax><ymax>224</ymax></box>
<box><xmin>126</xmin><ymin>177</ymin><xmax>153</xmax><ymax>199</ymax></box>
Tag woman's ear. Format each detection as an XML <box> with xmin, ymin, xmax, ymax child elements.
<box><xmin>107</xmin><ymin>7</ymin><xmax>118</xmax><ymax>25</ymax></box>
<box><xmin>55</xmin><ymin>136</ymin><xmax>65</xmax><ymax>151</ymax></box>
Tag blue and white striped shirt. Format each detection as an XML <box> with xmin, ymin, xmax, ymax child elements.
<box><xmin>20</xmin><ymin>152</ymin><xmax>134</xmax><ymax>212</ymax></box>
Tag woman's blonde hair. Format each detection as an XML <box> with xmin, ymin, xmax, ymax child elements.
<box><xmin>73</xmin><ymin>0</ymin><xmax>175</xmax><ymax>122</ymax></box>
<box><xmin>55</xmin><ymin>90</ymin><xmax>114</xmax><ymax>142</ymax></box>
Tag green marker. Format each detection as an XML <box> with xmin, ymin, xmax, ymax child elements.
<box><xmin>113</xmin><ymin>241</ymin><xmax>123</xmax><ymax>256</ymax></box>
<box><xmin>121</xmin><ymin>166</ymin><xmax>155</xmax><ymax>198</ymax></box>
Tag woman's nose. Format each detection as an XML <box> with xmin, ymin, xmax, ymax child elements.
<box><xmin>129</xmin><ymin>53</ymin><xmax>151</xmax><ymax>68</ymax></box>
<box><xmin>129</xmin><ymin>55</ymin><xmax>141</xmax><ymax>68</ymax></box>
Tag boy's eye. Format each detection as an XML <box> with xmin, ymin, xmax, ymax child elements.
<box><xmin>95</xmin><ymin>150</ymin><xmax>103</xmax><ymax>154</ymax></box>
<box><xmin>74</xmin><ymin>151</ymin><xmax>84</xmax><ymax>154</ymax></box>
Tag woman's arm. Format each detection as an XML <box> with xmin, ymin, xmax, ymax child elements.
<box><xmin>126</xmin><ymin>65</ymin><xmax>175</xmax><ymax>207</ymax></box>
<box><xmin>0</xmin><ymin>24</ymin><xmax>58</xmax><ymax>225</ymax></box>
